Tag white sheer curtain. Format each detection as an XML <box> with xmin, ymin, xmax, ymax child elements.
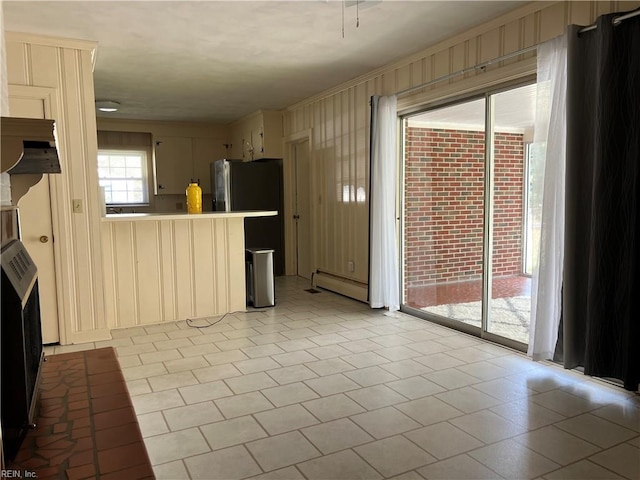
<box><xmin>528</xmin><ymin>34</ymin><xmax>567</xmax><ymax>360</ymax></box>
<box><xmin>369</xmin><ymin>95</ymin><xmax>399</xmax><ymax>311</ymax></box>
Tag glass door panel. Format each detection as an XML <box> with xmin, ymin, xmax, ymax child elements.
<box><xmin>403</xmin><ymin>98</ymin><xmax>486</xmax><ymax>332</ymax></box>
<box><xmin>524</xmin><ymin>142</ymin><xmax>545</xmax><ymax>276</ymax></box>
<box><xmin>487</xmin><ymin>84</ymin><xmax>538</xmax><ymax>345</ymax></box>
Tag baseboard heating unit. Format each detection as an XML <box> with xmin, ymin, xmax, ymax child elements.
<box><xmin>313</xmin><ymin>270</ymin><xmax>368</xmax><ymax>303</ymax></box>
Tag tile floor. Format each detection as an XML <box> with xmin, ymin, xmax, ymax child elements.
<box><xmin>47</xmin><ymin>276</ymin><xmax>640</xmax><ymax>480</ymax></box>
<box><xmin>421</xmin><ymin>296</ymin><xmax>531</xmax><ymax>344</ymax></box>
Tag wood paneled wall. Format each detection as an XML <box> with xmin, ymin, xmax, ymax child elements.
<box><xmin>5</xmin><ymin>32</ymin><xmax>109</xmax><ymax>343</ymax></box>
<box><xmin>282</xmin><ymin>1</ymin><xmax>640</xmax><ymax>299</ymax></box>
<box><xmin>101</xmin><ymin>217</ymin><xmax>245</xmax><ymax>328</ymax></box>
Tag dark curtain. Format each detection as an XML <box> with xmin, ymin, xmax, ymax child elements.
<box><xmin>561</xmin><ymin>10</ymin><xmax>640</xmax><ymax>391</ymax></box>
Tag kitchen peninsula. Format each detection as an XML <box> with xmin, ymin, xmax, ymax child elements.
<box><xmin>101</xmin><ymin>211</ymin><xmax>276</xmax><ymax>329</ymax></box>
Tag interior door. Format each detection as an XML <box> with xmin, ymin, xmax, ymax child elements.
<box><xmin>294</xmin><ymin>140</ymin><xmax>312</xmax><ymax>279</ymax></box>
<box><xmin>9</xmin><ymin>94</ymin><xmax>60</xmax><ymax>344</ymax></box>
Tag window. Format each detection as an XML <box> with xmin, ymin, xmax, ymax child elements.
<box><xmin>97</xmin><ymin>150</ymin><xmax>149</xmax><ymax>205</ymax></box>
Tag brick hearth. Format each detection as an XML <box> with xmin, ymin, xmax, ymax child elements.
<box><xmin>7</xmin><ymin>347</ymin><xmax>153</xmax><ymax>480</ymax></box>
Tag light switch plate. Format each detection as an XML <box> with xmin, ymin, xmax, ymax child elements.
<box><xmin>72</xmin><ymin>199</ymin><xmax>83</xmax><ymax>213</ymax></box>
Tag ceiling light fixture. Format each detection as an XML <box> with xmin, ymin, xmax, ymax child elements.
<box><xmin>95</xmin><ymin>100</ymin><xmax>120</xmax><ymax>112</ymax></box>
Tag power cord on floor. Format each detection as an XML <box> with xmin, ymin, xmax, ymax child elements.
<box><xmin>186</xmin><ymin>309</ymin><xmax>269</xmax><ymax>329</ymax></box>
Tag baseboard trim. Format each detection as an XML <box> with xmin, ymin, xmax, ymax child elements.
<box><xmin>66</xmin><ymin>328</ymin><xmax>112</xmax><ymax>345</ymax></box>
<box><xmin>314</xmin><ymin>272</ymin><xmax>368</xmax><ymax>303</ymax></box>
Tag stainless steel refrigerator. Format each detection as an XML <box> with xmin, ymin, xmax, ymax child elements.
<box><xmin>211</xmin><ymin>159</ymin><xmax>284</xmax><ymax>276</ymax></box>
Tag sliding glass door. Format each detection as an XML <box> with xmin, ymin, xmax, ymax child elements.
<box><xmin>402</xmin><ymin>83</ymin><xmax>539</xmax><ymax>349</ymax></box>
<box><xmin>403</xmin><ymin>97</ymin><xmax>486</xmax><ymax>335</ymax></box>
<box><xmin>486</xmin><ymin>84</ymin><xmax>538</xmax><ymax>345</ymax></box>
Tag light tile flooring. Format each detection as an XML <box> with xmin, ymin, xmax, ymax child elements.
<box><xmin>47</xmin><ymin>277</ymin><xmax>640</xmax><ymax>480</ymax></box>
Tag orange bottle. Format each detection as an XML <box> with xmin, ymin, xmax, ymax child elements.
<box><xmin>186</xmin><ymin>180</ymin><xmax>202</xmax><ymax>214</ymax></box>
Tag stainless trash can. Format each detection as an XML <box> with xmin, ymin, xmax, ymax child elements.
<box><xmin>245</xmin><ymin>248</ymin><xmax>275</xmax><ymax>307</ymax></box>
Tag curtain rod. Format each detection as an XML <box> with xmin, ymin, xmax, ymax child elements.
<box><xmin>396</xmin><ymin>8</ymin><xmax>639</xmax><ymax>99</ymax></box>
<box><xmin>579</xmin><ymin>8</ymin><xmax>640</xmax><ymax>33</ymax></box>
<box><xmin>396</xmin><ymin>44</ymin><xmax>538</xmax><ymax>98</ymax></box>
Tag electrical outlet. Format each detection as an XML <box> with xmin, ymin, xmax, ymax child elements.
<box><xmin>348</xmin><ymin>260</ymin><xmax>355</xmax><ymax>272</ymax></box>
<box><xmin>72</xmin><ymin>199</ymin><xmax>83</xmax><ymax>213</ymax></box>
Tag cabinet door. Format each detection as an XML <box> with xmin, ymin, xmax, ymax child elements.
<box><xmin>192</xmin><ymin>137</ymin><xmax>220</xmax><ymax>195</ymax></box>
<box><xmin>155</xmin><ymin>136</ymin><xmax>193</xmax><ymax>194</ymax></box>
<box><xmin>229</xmin><ymin>125</ymin><xmax>244</xmax><ymax>160</ymax></box>
<box><xmin>242</xmin><ymin>127</ymin><xmax>254</xmax><ymax>161</ymax></box>
<box><xmin>253</xmin><ymin>120</ymin><xmax>266</xmax><ymax>160</ymax></box>
<box><xmin>246</xmin><ymin>114</ymin><xmax>263</xmax><ymax>160</ymax></box>
<box><xmin>261</xmin><ymin>111</ymin><xmax>283</xmax><ymax>158</ymax></box>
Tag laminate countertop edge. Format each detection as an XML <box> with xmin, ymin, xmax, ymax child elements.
<box><xmin>101</xmin><ymin>210</ymin><xmax>278</xmax><ymax>222</ymax></box>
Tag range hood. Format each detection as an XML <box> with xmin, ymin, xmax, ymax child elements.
<box><xmin>5</xmin><ymin>140</ymin><xmax>60</xmax><ymax>175</ymax></box>
<box><xmin>1</xmin><ymin>117</ymin><xmax>61</xmax><ymax>205</ymax></box>
<box><xmin>1</xmin><ymin>117</ymin><xmax>60</xmax><ymax>173</ymax></box>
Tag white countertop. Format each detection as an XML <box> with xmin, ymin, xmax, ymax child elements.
<box><xmin>102</xmin><ymin>210</ymin><xmax>277</xmax><ymax>222</ymax></box>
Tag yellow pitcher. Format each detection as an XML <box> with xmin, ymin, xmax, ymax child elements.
<box><xmin>186</xmin><ymin>180</ymin><xmax>202</xmax><ymax>214</ymax></box>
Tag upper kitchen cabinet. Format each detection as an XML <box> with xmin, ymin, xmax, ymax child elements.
<box><xmin>229</xmin><ymin>125</ymin><xmax>245</xmax><ymax>161</ymax></box>
<box><xmin>154</xmin><ymin>136</ymin><xmax>224</xmax><ymax>195</ymax></box>
<box><xmin>154</xmin><ymin>136</ymin><xmax>193</xmax><ymax>195</ymax></box>
<box><xmin>192</xmin><ymin>137</ymin><xmax>222</xmax><ymax>195</ymax></box>
<box><xmin>229</xmin><ymin>110</ymin><xmax>283</xmax><ymax>161</ymax></box>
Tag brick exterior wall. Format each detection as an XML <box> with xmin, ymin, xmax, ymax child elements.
<box><xmin>404</xmin><ymin>126</ymin><xmax>524</xmax><ymax>289</ymax></box>
<box><xmin>492</xmin><ymin>131</ymin><xmax>526</xmax><ymax>277</ymax></box>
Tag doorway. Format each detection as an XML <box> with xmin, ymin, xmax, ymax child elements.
<box><xmin>402</xmin><ymin>83</ymin><xmax>538</xmax><ymax>349</ymax></box>
<box><xmin>293</xmin><ymin>139</ymin><xmax>312</xmax><ymax>279</ymax></box>
<box><xmin>9</xmin><ymin>89</ymin><xmax>60</xmax><ymax>344</ymax></box>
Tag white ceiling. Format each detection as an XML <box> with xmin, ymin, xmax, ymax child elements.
<box><xmin>3</xmin><ymin>0</ymin><xmax>527</xmax><ymax>124</ymax></box>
